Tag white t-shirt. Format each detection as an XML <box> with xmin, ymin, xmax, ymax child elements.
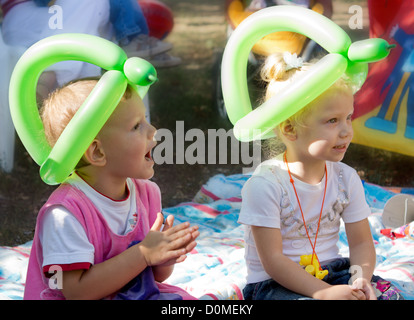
<box><xmin>40</xmin><ymin>173</ymin><xmax>139</xmax><ymax>268</ymax></box>
<box><xmin>238</xmin><ymin>154</ymin><xmax>370</xmax><ymax>284</ymax></box>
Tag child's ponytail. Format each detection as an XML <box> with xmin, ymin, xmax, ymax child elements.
<box><xmin>261</xmin><ymin>52</ymin><xmax>310</xmax><ymax>102</ymax></box>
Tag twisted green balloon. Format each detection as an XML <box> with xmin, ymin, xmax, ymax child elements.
<box><xmin>221</xmin><ymin>6</ymin><xmax>394</xmax><ymax>142</ymax></box>
<box><xmin>9</xmin><ymin>33</ymin><xmax>157</xmax><ymax>185</ymax></box>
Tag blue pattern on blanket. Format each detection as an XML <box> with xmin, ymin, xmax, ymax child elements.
<box><xmin>0</xmin><ymin>173</ymin><xmax>413</xmax><ymax>300</ymax></box>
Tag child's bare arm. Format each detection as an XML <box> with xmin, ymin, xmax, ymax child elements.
<box><xmin>345</xmin><ymin>218</ymin><xmax>377</xmax><ymax>300</ymax></box>
<box><xmin>61</xmin><ymin>213</ymin><xmax>197</xmax><ymax>299</ymax></box>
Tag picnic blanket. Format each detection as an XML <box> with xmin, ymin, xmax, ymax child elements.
<box><xmin>1</xmin><ymin>173</ymin><xmax>414</xmax><ymax>300</ymax></box>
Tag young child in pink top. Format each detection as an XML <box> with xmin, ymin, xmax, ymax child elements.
<box><xmin>24</xmin><ymin>79</ymin><xmax>199</xmax><ymax>300</ymax></box>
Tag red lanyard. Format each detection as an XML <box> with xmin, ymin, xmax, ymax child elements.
<box><xmin>283</xmin><ymin>152</ymin><xmax>327</xmax><ymax>268</ymax></box>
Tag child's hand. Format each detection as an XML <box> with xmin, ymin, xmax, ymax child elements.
<box><xmin>351</xmin><ymin>278</ymin><xmax>377</xmax><ymax>300</ymax></box>
<box><xmin>161</xmin><ymin>213</ymin><xmax>200</xmax><ymax>257</ymax></box>
<box><xmin>314</xmin><ymin>284</ymin><xmax>368</xmax><ymax>300</ymax></box>
<box><xmin>138</xmin><ymin>213</ymin><xmax>199</xmax><ymax>267</ymax></box>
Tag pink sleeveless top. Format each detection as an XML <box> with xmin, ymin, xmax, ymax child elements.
<box><xmin>24</xmin><ymin>179</ymin><xmax>195</xmax><ymax>300</ymax></box>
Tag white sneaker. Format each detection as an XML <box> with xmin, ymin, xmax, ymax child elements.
<box><xmin>122</xmin><ymin>34</ymin><xmax>173</xmax><ymax>58</ymax></box>
<box><xmin>149</xmin><ymin>52</ymin><xmax>182</xmax><ymax>68</ymax></box>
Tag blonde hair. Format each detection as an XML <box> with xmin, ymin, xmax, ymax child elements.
<box><xmin>40</xmin><ymin>77</ymin><xmax>133</xmax><ymax>168</ymax></box>
<box><xmin>260</xmin><ymin>52</ymin><xmax>353</xmax><ymax>158</ymax></box>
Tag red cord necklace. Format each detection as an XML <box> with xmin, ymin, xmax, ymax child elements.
<box><xmin>283</xmin><ymin>152</ymin><xmax>327</xmax><ymax>269</ymax></box>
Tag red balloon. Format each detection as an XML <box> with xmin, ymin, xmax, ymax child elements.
<box><xmin>138</xmin><ymin>0</ymin><xmax>174</xmax><ymax>39</ymax></box>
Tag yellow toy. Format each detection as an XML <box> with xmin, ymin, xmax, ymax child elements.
<box><xmin>300</xmin><ymin>254</ymin><xmax>329</xmax><ymax>280</ymax></box>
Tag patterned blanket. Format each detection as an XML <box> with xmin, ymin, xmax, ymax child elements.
<box><xmin>1</xmin><ymin>173</ymin><xmax>413</xmax><ymax>300</ymax></box>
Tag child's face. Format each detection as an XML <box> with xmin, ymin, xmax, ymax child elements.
<box><xmin>98</xmin><ymin>90</ymin><xmax>157</xmax><ymax>180</ymax></box>
<box><xmin>294</xmin><ymin>89</ymin><xmax>354</xmax><ymax>163</ymax></box>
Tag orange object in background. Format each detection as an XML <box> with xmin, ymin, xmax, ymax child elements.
<box><xmin>225</xmin><ymin>0</ymin><xmax>324</xmax><ymax>56</ymax></box>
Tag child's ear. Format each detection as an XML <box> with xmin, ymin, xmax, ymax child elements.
<box><xmin>280</xmin><ymin>121</ymin><xmax>297</xmax><ymax>141</ymax></box>
<box><xmin>83</xmin><ymin>139</ymin><xmax>106</xmax><ymax>167</ymax></box>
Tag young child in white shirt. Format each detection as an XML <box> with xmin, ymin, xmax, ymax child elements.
<box><xmin>238</xmin><ymin>52</ymin><xmax>403</xmax><ymax>300</ymax></box>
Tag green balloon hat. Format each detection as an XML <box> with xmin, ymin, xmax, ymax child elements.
<box><xmin>9</xmin><ymin>33</ymin><xmax>157</xmax><ymax>185</ymax></box>
<box><xmin>221</xmin><ymin>6</ymin><xmax>395</xmax><ymax>142</ymax></box>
